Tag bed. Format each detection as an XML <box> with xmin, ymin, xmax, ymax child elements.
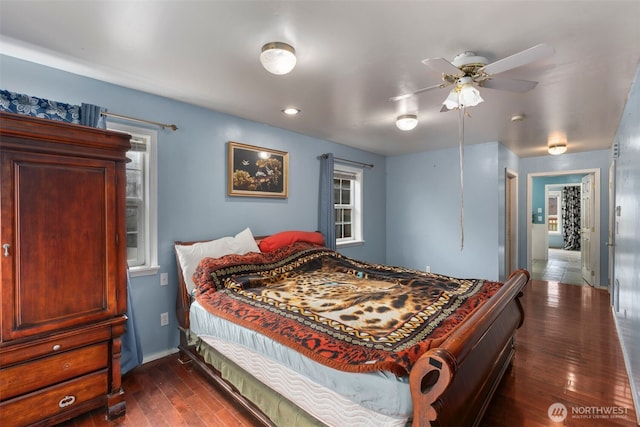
<box><xmin>174</xmin><ymin>229</ymin><xmax>529</xmax><ymax>427</ymax></box>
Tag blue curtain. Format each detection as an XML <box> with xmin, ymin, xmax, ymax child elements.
<box><xmin>319</xmin><ymin>153</ymin><xmax>336</xmax><ymax>250</ymax></box>
<box><xmin>0</xmin><ymin>90</ymin><xmax>107</xmax><ymax>130</ymax></box>
<box><xmin>121</xmin><ymin>267</ymin><xmax>143</xmax><ymax>374</ymax></box>
<box><xmin>80</xmin><ymin>103</ymin><xmax>107</xmax><ymax>129</ymax></box>
<box><xmin>0</xmin><ymin>89</ymin><xmax>80</xmax><ymax>123</ymax></box>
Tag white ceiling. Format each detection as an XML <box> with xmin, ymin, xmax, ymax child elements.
<box><xmin>1</xmin><ymin>1</ymin><xmax>639</xmax><ymax>157</ymax></box>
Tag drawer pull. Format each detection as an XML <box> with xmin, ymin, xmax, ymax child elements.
<box><xmin>52</xmin><ymin>344</ymin><xmax>61</xmax><ymax>351</ymax></box>
<box><xmin>58</xmin><ymin>395</ymin><xmax>76</xmax><ymax>408</ymax></box>
<box><xmin>2</xmin><ymin>243</ymin><xmax>9</xmax><ymax>257</ymax></box>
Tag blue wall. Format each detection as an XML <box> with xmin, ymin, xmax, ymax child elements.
<box><xmin>612</xmin><ymin>62</ymin><xmax>640</xmax><ymax>418</ymax></box>
<box><xmin>0</xmin><ymin>55</ymin><xmax>387</xmax><ymax>361</ymax></box>
<box><xmin>531</xmin><ymin>174</ymin><xmax>584</xmax><ymax>225</ymax></box>
<box><xmin>532</xmin><ymin>175</ymin><xmax>584</xmax><ymax>248</ymax></box>
<box><xmin>387</xmin><ymin>141</ymin><xmax>503</xmax><ymax>281</ymax></box>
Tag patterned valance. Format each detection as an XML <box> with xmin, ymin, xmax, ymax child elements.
<box><xmin>0</xmin><ymin>89</ymin><xmax>105</xmax><ymax>128</ymax></box>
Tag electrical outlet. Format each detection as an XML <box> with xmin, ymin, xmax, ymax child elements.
<box><xmin>425</xmin><ymin>266</ymin><xmax>431</xmax><ymax>273</ymax></box>
<box><xmin>160</xmin><ymin>312</ymin><xmax>169</xmax><ymax>326</ymax></box>
<box><xmin>160</xmin><ymin>273</ymin><xmax>169</xmax><ymax>286</ymax></box>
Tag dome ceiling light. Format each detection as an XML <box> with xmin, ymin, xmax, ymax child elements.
<box><xmin>396</xmin><ymin>114</ymin><xmax>418</xmax><ymax>131</ymax></box>
<box><xmin>548</xmin><ymin>133</ymin><xmax>568</xmax><ymax>155</ymax></box>
<box><xmin>260</xmin><ymin>42</ymin><xmax>296</xmax><ymax>75</ymax></box>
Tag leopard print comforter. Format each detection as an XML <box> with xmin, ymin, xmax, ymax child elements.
<box><xmin>194</xmin><ymin>242</ymin><xmax>502</xmax><ymax>376</ymax></box>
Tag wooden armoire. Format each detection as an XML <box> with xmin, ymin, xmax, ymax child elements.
<box><xmin>0</xmin><ymin>112</ymin><xmax>130</xmax><ymax>426</ymax></box>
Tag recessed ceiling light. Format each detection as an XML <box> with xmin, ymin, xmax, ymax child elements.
<box><xmin>282</xmin><ymin>108</ymin><xmax>300</xmax><ymax>116</ymax></box>
<box><xmin>511</xmin><ymin>114</ymin><xmax>525</xmax><ymax>122</ymax></box>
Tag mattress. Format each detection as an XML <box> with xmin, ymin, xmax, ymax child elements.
<box><xmin>189</xmin><ymin>300</ymin><xmax>413</xmax><ymax>426</ymax></box>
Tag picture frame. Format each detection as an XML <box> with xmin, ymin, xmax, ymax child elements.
<box><xmin>227</xmin><ymin>141</ymin><xmax>289</xmax><ymax>198</ymax></box>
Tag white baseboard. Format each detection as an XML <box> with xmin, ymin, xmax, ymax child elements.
<box><xmin>612</xmin><ymin>307</ymin><xmax>640</xmax><ymax>425</ymax></box>
<box><xmin>142</xmin><ymin>347</ymin><xmax>179</xmax><ymax>364</ymax></box>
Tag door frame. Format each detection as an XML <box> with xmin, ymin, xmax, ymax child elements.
<box><xmin>608</xmin><ymin>159</ymin><xmax>618</xmax><ymax>308</ymax></box>
<box><xmin>526</xmin><ymin>168</ymin><xmax>601</xmax><ymax>286</ymax></box>
<box><xmin>505</xmin><ymin>169</ymin><xmax>519</xmax><ymax>277</ymax></box>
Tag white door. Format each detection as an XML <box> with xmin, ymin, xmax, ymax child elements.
<box><xmin>581</xmin><ymin>174</ymin><xmax>596</xmax><ymax>285</ymax></box>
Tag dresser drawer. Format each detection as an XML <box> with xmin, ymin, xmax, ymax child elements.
<box><xmin>0</xmin><ymin>369</ymin><xmax>108</xmax><ymax>427</ymax></box>
<box><xmin>0</xmin><ymin>325</ymin><xmax>111</xmax><ymax>367</ymax></box>
<box><xmin>0</xmin><ymin>342</ymin><xmax>108</xmax><ymax>400</ymax></box>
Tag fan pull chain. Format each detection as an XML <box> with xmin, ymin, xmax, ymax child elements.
<box><xmin>459</xmin><ymin>107</ymin><xmax>465</xmax><ymax>251</ymax></box>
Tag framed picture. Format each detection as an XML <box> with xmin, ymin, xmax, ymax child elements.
<box><xmin>227</xmin><ymin>141</ymin><xmax>289</xmax><ymax>198</ymax></box>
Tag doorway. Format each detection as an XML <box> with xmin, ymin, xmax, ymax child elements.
<box><xmin>527</xmin><ymin>169</ymin><xmax>601</xmax><ymax>286</ymax></box>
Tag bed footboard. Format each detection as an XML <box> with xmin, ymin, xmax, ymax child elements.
<box><xmin>409</xmin><ymin>269</ymin><xmax>529</xmax><ymax>427</ymax></box>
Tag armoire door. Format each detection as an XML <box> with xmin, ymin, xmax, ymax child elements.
<box><xmin>1</xmin><ymin>150</ymin><xmax>118</xmax><ymax>341</ymax></box>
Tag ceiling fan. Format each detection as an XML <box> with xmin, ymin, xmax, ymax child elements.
<box><xmin>391</xmin><ymin>43</ymin><xmax>555</xmax><ymax>110</ymax></box>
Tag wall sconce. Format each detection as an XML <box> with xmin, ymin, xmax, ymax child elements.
<box><xmin>260</xmin><ymin>42</ymin><xmax>297</xmax><ymax>75</ymax></box>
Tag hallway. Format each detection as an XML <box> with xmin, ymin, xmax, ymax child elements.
<box><xmin>532</xmin><ymin>248</ymin><xmax>584</xmax><ymax>285</ymax></box>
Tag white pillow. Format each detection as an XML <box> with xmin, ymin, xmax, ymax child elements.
<box><xmin>175</xmin><ymin>227</ymin><xmax>260</xmax><ymax>293</ymax></box>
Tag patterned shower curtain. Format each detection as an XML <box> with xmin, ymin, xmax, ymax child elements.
<box><xmin>562</xmin><ymin>186</ymin><xmax>581</xmax><ymax>250</ymax></box>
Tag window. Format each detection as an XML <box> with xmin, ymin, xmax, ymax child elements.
<box><xmin>547</xmin><ymin>190</ymin><xmax>561</xmax><ymax>233</ymax></box>
<box><xmin>334</xmin><ymin>165</ymin><xmax>363</xmax><ymax>246</ymax></box>
<box><xmin>107</xmin><ymin>123</ymin><xmax>159</xmax><ymax>276</ymax></box>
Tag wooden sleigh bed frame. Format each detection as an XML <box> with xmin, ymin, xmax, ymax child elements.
<box><xmin>174</xmin><ymin>236</ymin><xmax>529</xmax><ymax>427</ymax></box>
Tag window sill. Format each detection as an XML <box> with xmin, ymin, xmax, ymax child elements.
<box><xmin>129</xmin><ymin>264</ymin><xmax>160</xmax><ymax>278</ymax></box>
<box><xmin>337</xmin><ymin>239</ymin><xmax>365</xmax><ymax>248</ymax></box>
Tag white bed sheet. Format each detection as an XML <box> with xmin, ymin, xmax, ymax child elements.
<box><xmin>189</xmin><ymin>300</ymin><xmax>413</xmax><ymax>425</ymax></box>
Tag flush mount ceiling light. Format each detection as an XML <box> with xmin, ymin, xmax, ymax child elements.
<box><xmin>548</xmin><ymin>133</ymin><xmax>568</xmax><ymax>155</ymax></box>
<box><xmin>443</xmin><ymin>77</ymin><xmax>484</xmax><ymax>110</ymax></box>
<box><xmin>260</xmin><ymin>42</ymin><xmax>296</xmax><ymax>75</ymax></box>
<box><xmin>396</xmin><ymin>114</ymin><xmax>418</xmax><ymax>131</ymax></box>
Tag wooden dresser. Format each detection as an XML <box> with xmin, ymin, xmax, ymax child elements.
<box><xmin>0</xmin><ymin>112</ymin><xmax>130</xmax><ymax>426</ymax></box>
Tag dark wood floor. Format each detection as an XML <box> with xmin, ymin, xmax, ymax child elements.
<box><xmin>60</xmin><ymin>280</ymin><xmax>637</xmax><ymax>426</ymax></box>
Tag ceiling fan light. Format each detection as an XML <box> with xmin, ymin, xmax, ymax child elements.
<box><xmin>458</xmin><ymin>84</ymin><xmax>484</xmax><ymax>107</ymax></box>
<box><xmin>260</xmin><ymin>42</ymin><xmax>296</xmax><ymax>75</ymax></box>
<box><xmin>396</xmin><ymin>114</ymin><xmax>418</xmax><ymax>131</ymax></box>
<box><xmin>443</xmin><ymin>89</ymin><xmax>459</xmax><ymax>110</ymax></box>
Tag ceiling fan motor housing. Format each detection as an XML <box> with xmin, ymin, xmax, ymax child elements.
<box><xmin>451</xmin><ymin>51</ymin><xmax>489</xmax><ymax>79</ymax></box>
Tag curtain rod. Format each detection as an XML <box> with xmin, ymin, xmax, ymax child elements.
<box><xmin>321</xmin><ymin>153</ymin><xmax>374</xmax><ymax>168</ymax></box>
<box><xmin>101</xmin><ymin>112</ymin><xmax>178</xmax><ymax>131</ymax></box>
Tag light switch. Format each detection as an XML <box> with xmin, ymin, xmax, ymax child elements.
<box><xmin>537</xmin><ymin>207</ymin><xmax>542</xmax><ymax>213</ymax></box>
<box><xmin>538</xmin><ymin>215</ymin><xmax>542</xmax><ymax>222</ymax></box>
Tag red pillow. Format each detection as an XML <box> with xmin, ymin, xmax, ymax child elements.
<box><xmin>258</xmin><ymin>231</ymin><xmax>325</xmax><ymax>252</ymax></box>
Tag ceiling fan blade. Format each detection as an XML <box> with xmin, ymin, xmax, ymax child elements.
<box><xmin>389</xmin><ymin>83</ymin><xmax>446</xmax><ymax>102</ymax></box>
<box><xmin>421</xmin><ymin>57</ymin><xmax>462</xmax><ymax>76</ymax></box>
<box><xmin>479</xmin><ymin>43</ymin><xmax>555</xmax><ymax>75</ymax></box>
<box><xmin>481</xmin><ymin>77</ymin><xmax>539</xmax><ymax>92</ymax></box>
